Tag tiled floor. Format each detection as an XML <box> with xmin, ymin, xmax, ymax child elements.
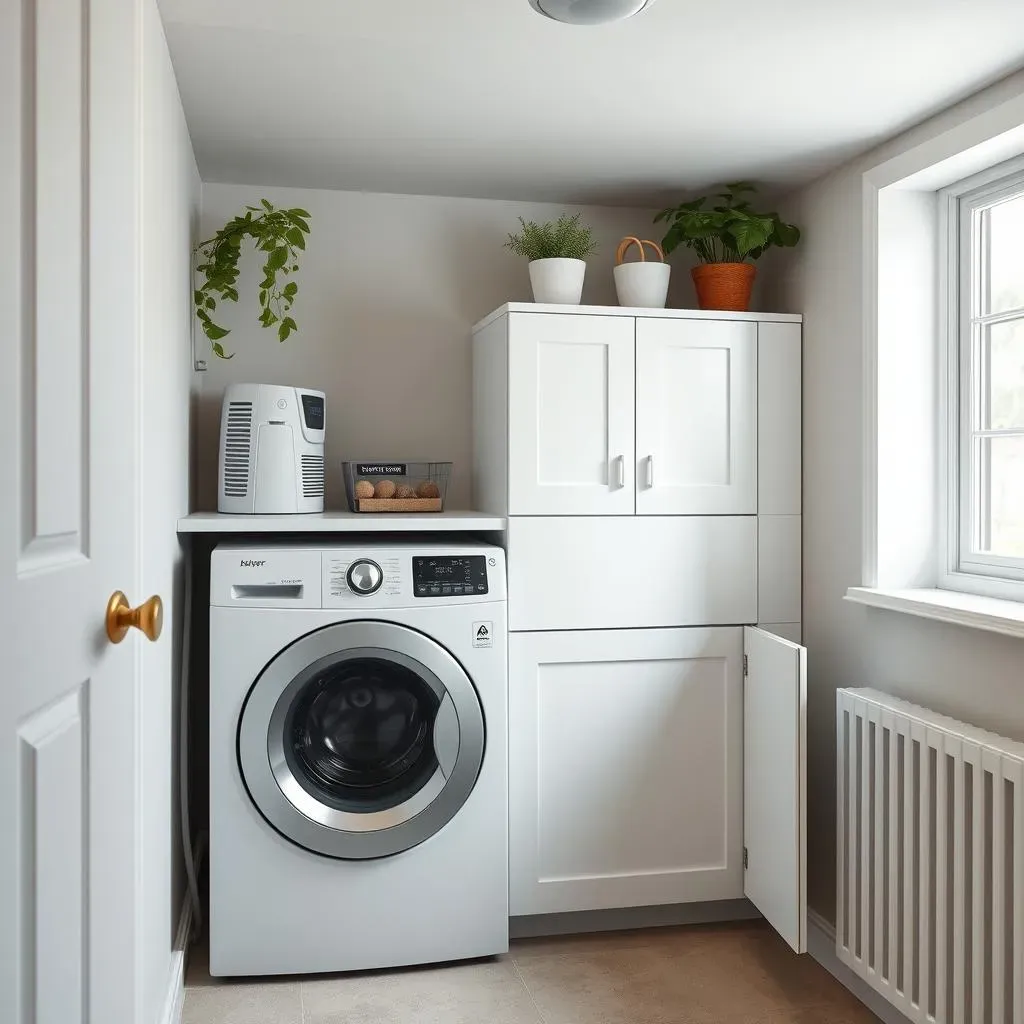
<box><xmin>183</xmin><ymin>920</ymin><xmax>880</xmax><ymax>1024</ymax></box>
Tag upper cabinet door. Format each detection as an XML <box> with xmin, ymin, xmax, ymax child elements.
<box><xmin>508</xmin><ymin>313</ymin><xmax>635</xmax><ymax>515</ymax></box>
<box><xmin>743</xmin><ymin>626</ymin><xmax>807</xmax><ymax>954</ymax></box>
<box><xmin>635</xmin><ymin>318</ymin><xmax>757</xmax><ymax>515</ymax></box>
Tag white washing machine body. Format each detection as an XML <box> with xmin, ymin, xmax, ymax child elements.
<box><xmin>208</xmin><ymin>539</ymin><xmax>508</xmax><ymax>977</ymax></box>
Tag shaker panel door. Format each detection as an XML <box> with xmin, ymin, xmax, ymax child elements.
<box><xmin>509</xmin><ymin>627</ymin><xmax>743</xmax><ymax>916</ymax></box>
<box><xmin>636</xmin><ymin>318</ymin><xmax>756</xmax><ymax>515</ymax></box>
<box><xmin>508</xmin><ymin>313</ymin><xmax>635</xmax><ymax>515</ymax></box>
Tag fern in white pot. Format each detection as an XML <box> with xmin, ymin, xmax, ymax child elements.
<box><xmin>505</xmin><ymin>213</ymin><xmax>598</xmax><ymax>304</ymax></box>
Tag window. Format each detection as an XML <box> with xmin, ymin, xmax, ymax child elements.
<box><xmin>950</xmin><ymin>168</ymin><xmax>1024</xmax><ymax>594</ymax></box>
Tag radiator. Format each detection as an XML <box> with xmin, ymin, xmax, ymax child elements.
<box><xmin>837</xmin><ymin>688</ymin><xmax>1024</xmax><ymax>1024</ymax></box>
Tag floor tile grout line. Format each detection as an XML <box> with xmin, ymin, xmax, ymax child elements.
<box><xmin>510</xmin><ymin>956</ymin><xmax>550</xmax><ymax>1024</ymax></box>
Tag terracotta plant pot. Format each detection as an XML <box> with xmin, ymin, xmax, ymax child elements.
<box><xmin>691</xmin><ymin>262</ymin><xmax>756</xmax><ymax>312</ymax></box>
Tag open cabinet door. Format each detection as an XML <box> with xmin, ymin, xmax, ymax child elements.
<box><xmin>743</xmin><ymin>626</ymin><xmax>807</xmax><ymax>953</ymax></box>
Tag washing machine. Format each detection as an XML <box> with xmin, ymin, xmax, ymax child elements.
<box><xmin>208</xmin><ymin>539</ymin><xmax>508</xmax><ymax>977</ymax></box>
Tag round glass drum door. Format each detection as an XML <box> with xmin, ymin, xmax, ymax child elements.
<box><xmin>238</xmin><ymin>621</ymin><xmax>485</xmax><ymax>859</ymax></box>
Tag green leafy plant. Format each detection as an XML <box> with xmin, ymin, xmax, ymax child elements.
<box><xmin>654</xmin><ymin>182</ymin><xmax>800</xmax><ymax>264</ymax></box>
<box><xmin>194</xmin><ymin>200</ymin><xmax>312</xmax><ymax>359</ymax></box>
<box><xmin>505</xmin><ymin>213</ymin><xmax>598</xmax><ymax>261</ymax></box>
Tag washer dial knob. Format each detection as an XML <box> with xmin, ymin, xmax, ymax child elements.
<box><xmin>346</xmin><ymin>559</ymin><xmax>383</xmax><ymax>595</ymax></box>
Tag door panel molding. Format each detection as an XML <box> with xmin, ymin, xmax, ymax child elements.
<box><xmin>18</xmin><ymin>684</ymin><xmax>87</xmax><ymax>1024</ymax></box>
<box><xmin>18</xmin><ymin>0</ymin><xmax>89</xmax><ymax>573</ymax></box>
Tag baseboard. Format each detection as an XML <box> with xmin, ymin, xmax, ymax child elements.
<box><xmin>159</xmin><ymin>898</ymin><xmax>193</xmax><ymax>1024</ymax></box>
<box><xmin>806</xmin><ymin>909</ymin><xmax>912</xmax><ymax>1024</ymax></box>
<box><xmin>510</xmin><ymin>899</ymin><xmax>759</xmax><ymax>939</ymax></box>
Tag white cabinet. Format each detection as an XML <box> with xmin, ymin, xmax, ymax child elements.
<box><xmin>509</xmin><ymin>627</ymin><xmax>744</xmax><ymax>915</ymax></box>
<box><xmin>506</xmin><ymin>313</ymin><xmax>635</xmax><ymax>516</ymax></box>
<box><xmin>472</xmin><ymin>304</ymin><xmax>806</xmax><ymax>943</ymax></box>
<box><xmin>635</xmin><ymin>318</ymin><xmax>757</xmax><ymax>515</ymax></box>
<box><xmin>509</xmin><ymin>625</ymin><xmax>808</xmax><ymax>933</ymax></box>
<box><xmin>474</xmin><ymin>308</ymin><xmax>797</xmax><ymax>520</ymax></box>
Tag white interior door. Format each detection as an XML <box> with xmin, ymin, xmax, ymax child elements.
<box><xmin>509</xmin><ymin>628</ymin><xmax>744</xmax><ymax>916</ymax></box>
<box><xmin>743</xmin><ymin>627</ymin><xmax>807</xmax><ymax>954</ymax></box>
<box><xmin>2</xmin><ymin>0</ymin><xmax>145</xmax><ymax>1021</ymax></box>
<box><xmin>635</xmin><ymin>318</ymin><xmax>756</xmax><ymax>515</ymax></box>
<box><xmin>508</xmin><ymin>312</ymin><xmax>635</xmax><ymax>515</ymax></box>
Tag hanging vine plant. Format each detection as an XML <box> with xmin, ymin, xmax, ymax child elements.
<box><xmin>193</xmin><ymin>199</ymin><xmax>312</xmax><ymax>359</ymax></box>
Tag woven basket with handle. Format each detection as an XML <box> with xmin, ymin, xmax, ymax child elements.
<box><xmin>615</xmin><ymin>236</ymin><xmax>665</xmax><ymax>266</ymax></box>
<box><xmin>614</xmin><ymin>237</ymin><xmax>670</xmax><ymax>308</ymax></box>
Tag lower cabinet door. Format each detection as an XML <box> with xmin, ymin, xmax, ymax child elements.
<box><xmin>509</xmin><ymin>627</ymin><xmax>744</xmax><ymax>917</ymax></box>
<box><xmin>743</xmin><ymin>626</ymin><xmax>808</xmax><ymax>954</ymax></box>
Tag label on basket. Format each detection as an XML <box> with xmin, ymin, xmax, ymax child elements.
<box><xmin>356</xmin><ymin>463</ymin><xmax>407</xmax><ymax>476</ymax></box>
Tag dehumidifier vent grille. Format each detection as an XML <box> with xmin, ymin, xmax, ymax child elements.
<box><xmin>223</xmin><ymin>401</ymin><xmax>253</xmax><ymax>497</ymax></box>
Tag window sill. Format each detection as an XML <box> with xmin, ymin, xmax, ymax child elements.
<box><xmin>844</xmin><ymin>587</ymin><xmax>1024</xmax><ymax>640</ymax></box>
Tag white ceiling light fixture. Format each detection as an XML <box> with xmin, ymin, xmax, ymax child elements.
<box><xmin>528</xmin><ymin>0</ymin><xmax>659</xmax><ymax>26</ymax></box>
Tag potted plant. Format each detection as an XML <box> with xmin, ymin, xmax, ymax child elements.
<box><xmin>505</xmin><ymin>213</ymin><xmax>598</xmax><ymax>304</ymax></box>
<box><xmin>613</xmin><ymin>236</ymin><xmax>670</xmax><ymax>308</ymax></box>
<box><xmin>194</xmin><ymin>199</ymin><xmax>312</xmax><ymax>359</ymax></box>
<box><xmin>654</xmin><ymin>182</ymin><xmax>799</xmax><ymax>312</ymax></box>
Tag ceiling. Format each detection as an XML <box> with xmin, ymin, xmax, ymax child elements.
<box><xmin>159</xmin><ymin>0</ymin><xmax>1024</xmax><ymax>206</ymax></box>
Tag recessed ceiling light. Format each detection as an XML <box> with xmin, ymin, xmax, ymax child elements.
<box><xmin>528</xmin><ymin>0</ymin><xmax>659</xmax><ymax>26</ymax></box>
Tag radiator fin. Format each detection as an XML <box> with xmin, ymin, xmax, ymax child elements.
<box><xmin>838</xmin><ymin>688</ymin><xmax>1024</xmax><ymax>1024</ymax></box>
<box><xmin>223</xmin><ymin>401</ymin><xmax>253</xmax><ymax>498</ymax></box>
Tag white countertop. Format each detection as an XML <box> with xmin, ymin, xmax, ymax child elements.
<box><xmin>177</xmin><ymin>510</ymin><xmax>507</xmax><ymax>534</ymax></box>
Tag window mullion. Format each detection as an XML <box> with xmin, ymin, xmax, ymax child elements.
<box><xmin>977</xmin><ymin>208</ymin><xmax>993</xmax><ymax>553</ymax></box>
<box><xmin>950</xmin><ymin>168</ymin><xmax>1024</xmax><ymax>588</ymax></box>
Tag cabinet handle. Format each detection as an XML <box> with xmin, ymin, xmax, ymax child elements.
<box><xmin>646</xmin><ymin>455</ymin><xmax>654</xmax><ymax>489</ymax></box>
<box><xmin>615</xmin><ymin>455</ymin><xmax>624</xmax><ymax>489</ymax></box>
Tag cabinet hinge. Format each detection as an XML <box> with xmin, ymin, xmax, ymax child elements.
<box><xmin>743</xmin><ymin>846</ymin><xmax>748</xmax><ymax>870</ymax></box>
<box><xmin>743</xmin><ymin>654</ymin><xmax>749</xmax><ymax>677</ymax></box>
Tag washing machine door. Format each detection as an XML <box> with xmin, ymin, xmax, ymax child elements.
<box><xmin>237</xmin><ymin>620</ymin><xmax>485</xmax><ymax>859</ymax></box>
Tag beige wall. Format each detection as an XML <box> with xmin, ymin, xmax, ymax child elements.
<box><xmin>774</xmin><ymin>68</ymin><xmax>1024</xmax><ymax>925</ymax></box>
<box><xmin>194</xmin><ymin>184</ymin><xmax>781</xmax><ymax>510</ymax></box>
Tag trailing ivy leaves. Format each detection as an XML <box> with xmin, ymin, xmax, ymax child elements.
<box><xmin>654</xmin><ymin>182</ymin><xmax>799</xmax><ymax>264</ymax></box>
<box><xmin>193</xmin><ymin>201</ymin><xmax>312</xmax><ymax>358</ymax></box>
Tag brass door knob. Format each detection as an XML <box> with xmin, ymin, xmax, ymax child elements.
<box><xmin>106</xmin><ymin>591</ymin><xmax>163</xmax><ymax>644</ymax></box>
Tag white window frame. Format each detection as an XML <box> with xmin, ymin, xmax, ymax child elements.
<box><xmin>940</xmin><ymin>156</ymin><xmax>1024</xmax><ymax>602</ymax></box>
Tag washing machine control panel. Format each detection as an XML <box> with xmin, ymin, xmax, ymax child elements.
<box><xmin>412</xmin><ymin>556</ymin><xmax>488</xmax><ymax>598</ymax></box>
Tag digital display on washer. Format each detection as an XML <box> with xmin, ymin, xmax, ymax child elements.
<box><xmin>413</xmin><ymin>556</ymin><xmax>488</xmax><ymax>598</ymax></box>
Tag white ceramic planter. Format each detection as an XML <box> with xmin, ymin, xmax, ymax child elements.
<box><xmin>528</xmin><ymin>258</ymin><xmax>586</xmax><ymax>304</ymax></box>
<box><xmin>614</xmin><ymin>261</ymin><xmax>671</xmax><ymax>308</ymax></box>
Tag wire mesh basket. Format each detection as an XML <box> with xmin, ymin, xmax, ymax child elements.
<box><xmin>342</xmin><ymin>461</ymin><xmax>452</xmax><ymax>513</ymax></box>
